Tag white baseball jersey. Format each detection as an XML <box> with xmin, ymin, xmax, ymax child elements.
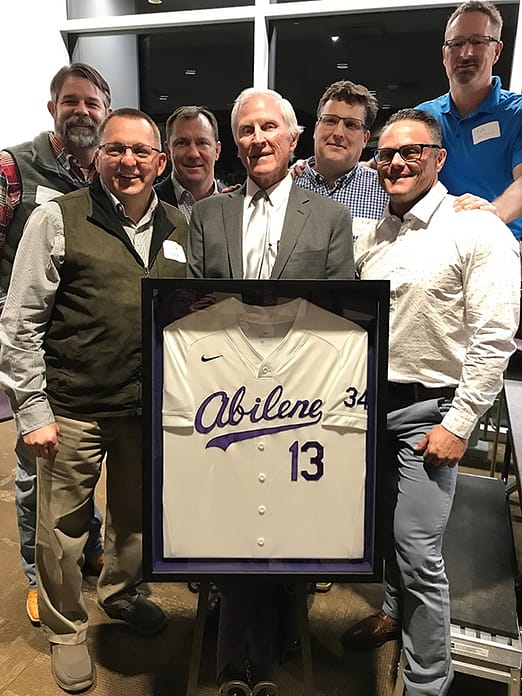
<box><xmin>162</xmin><ymin>297</ymin><xmax>368</xmax><ymax>560</ymax></box>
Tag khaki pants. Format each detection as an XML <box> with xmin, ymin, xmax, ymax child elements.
<box><xmin>36</xmin><ymin>414</ymin><xmax>143</xmax><ymax>644</ymax></box>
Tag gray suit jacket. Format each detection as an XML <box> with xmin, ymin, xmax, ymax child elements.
<box><xmin>187</xmin><ymin>181</ymin><xmax>354</xmax><ymax>279</ymax></box>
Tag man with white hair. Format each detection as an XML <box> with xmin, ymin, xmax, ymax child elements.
<box><xmin>188</xmin><ymin>87</ymin><xmax>353</xmax><ymax>696</ymax></box>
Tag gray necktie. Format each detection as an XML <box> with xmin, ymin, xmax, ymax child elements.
<box><xmin>244</xmin><ymin>190</ymin><xmax>271</xmax><ymax>279</ymax></box>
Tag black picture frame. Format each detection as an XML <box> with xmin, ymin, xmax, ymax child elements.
<box><xmin>142</xmin><ymin>278</ymin><xmax>389</xmax><ymax>583</ymax></box>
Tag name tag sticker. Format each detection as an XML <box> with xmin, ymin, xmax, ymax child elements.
<box><xmin>35</xmin><ymin>185</ymin><xmax>63</xmax><ymax>204</ymax></box>
<box><xmin>472</xmin><ymin>121</ymin><xmax>501</xmax><ymax>145</ymax></box>
<box><xmin>163</xmin><ymin>240</ymin><xmax>186</xmax><ymax>263</ymax></box>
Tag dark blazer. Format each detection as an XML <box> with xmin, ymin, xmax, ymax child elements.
<box><xmin>187</xmin><ymin>181</ymin><xmax>354</xmax><ymax>279</ymax></box>
<box><xmin>154</xmin><ymin>176</ymin><xmax>178</xmax><ymax>207</ymax></box>
<box><xmin>155</xmin><ymin>176</ymin><xmax>225</xmax><ymax>209</ymax></box>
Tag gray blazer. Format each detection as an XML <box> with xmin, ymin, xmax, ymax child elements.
<box><xmin>187</xmin><ymin>182</ymin><xmax>354</xmax><ymax>279</ymax></box>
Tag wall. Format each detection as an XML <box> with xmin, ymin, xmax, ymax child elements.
<box><xmin>1</xmin><ymin>0</ymin><xmax>69</xmax><ymax>145</ymax></box>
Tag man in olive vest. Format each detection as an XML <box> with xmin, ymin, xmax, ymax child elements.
<box><xmin>0</xmin><ymin>62</ymin><xmax>112</xmax><ymax>626</ymax></box>
<box><xmin>0</xmin><ymin>108</ymin><xmax>187</xmax><ymax>694</ymax></box>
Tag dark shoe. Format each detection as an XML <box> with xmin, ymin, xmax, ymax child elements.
<box><xmin>342</xmin><ymin>610</ymin><xmax>400</xmax><ymax>651</ymax></box>
<box><xmin>102</xmin><ymin>593</ymin><xmax>166</xmax><ymax>635</ymax></box>
<box><xmin>51</xmin><ymin>643</ymin><xmax>93</xmax><ymax>693</ymax></box>
<box><xmin>218</xmin><ymin>680</ymin><xmax>251</xmax><ymax>696</ymax></box>
<box><xmin>313</xmin><ymin>582</ymin><xmax>333</xmax><ymax>593</ymax></box>
<box><xmin>205</xmin><ymin>591</ymin><xmax>221</xmax><ymax>633</ymax></box>
<box><xmin>252</xmin><ymin>681</ymin><xmax>279</xmax><ymax>695</ymax></box>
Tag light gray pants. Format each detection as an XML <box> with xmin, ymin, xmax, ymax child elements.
<box><xmin>382</xmin><ymin>398</ymin><xmax>457</xmax><ymax>696</ymax></box>
<box><xmin>36</xmin><ymin>414</ymin><xmax>143</xmax><ymax>644</ymax></box>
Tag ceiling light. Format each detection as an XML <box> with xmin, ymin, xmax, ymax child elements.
<box><xmin>159</xmin><ymin>95</ymin><xmax>168</xmax><ymax>101</ymax></box>
<box><xmin>337</xmin><ymin>63</ymin><xmax>348</xmax><ymax>70</ymax></box>
<box><xmin>148</xmin><ymin>0</ymin><xmax>162</xmax><ymax>4</ymax></box>
<box><xmin>185</xmin><ymin>69</ymin><xmax>197</xmax><ymax>76</ymax></box>
<box><xmin>331</xmin><ymin>35</ymin><xmax>340</xmax><ymax>42</ymax></box>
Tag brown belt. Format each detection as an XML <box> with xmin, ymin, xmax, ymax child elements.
<box><xmin>388</xmin><ymin>382</ymin><xmax>456</xmax><ymax>403</ymax></box>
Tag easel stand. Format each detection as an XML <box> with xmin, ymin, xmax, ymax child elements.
<box><xmin>185</xmin><ymin>581</ymin><xmax>315</xmax><ymax>696</ymax></box>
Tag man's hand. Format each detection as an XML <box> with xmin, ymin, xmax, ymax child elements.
<box><xmin>414</xmin><ymin>424</ymin><xmax>467</xmax><ymax>468</ymax></box>
<box><xmin>289</xmin><ymin>159</ymin><xmax>307</xmax><ymax>179</ymax></box>
<box><xmin>23</xmin><ymin>423</ymin><xmax>60</xmax><ymax>459</ymax></box>
<box><xmin>453</xmin><ymin>193</ymin><xmax>498</xmax><ymax>216</ymax></box>
<box><xmin>220</xmin><ymin>183</ymin><xmax>241</xmax><ymax>194</ymax></box>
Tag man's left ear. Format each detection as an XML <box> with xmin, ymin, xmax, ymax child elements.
<box><xmin>157</xmin><ymin>151</ymin><xmax>168</xmax><ymax>177</ymax></box>
<box><xmin>436</xmin><ymin>147</ymin><xmax>447</xmax><ymax>172</ymax></box>
<box><xmin>493</xmin><ymin>40</ymin><xmax>503</xmax><ymax>65</ymax></box>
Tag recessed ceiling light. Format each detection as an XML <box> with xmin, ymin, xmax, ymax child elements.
<box><xmin>148</xmin><ymin>0</ymin><xmax>162</xmax><ymax>4</ymax></box>
<box><xmin>337</xmin><ymin>63</ymin><xmax>348</xmax><ymax>69</ymax></box>
<box><xmin>331</xmin><ymin>35</ymin><xmax>340</xmax><ymax>42</ymax></box>
<box><xmin>185</xmin><ymin>69</ymin><xmax>197</xmax><ymax>76</ymax></box>
<box><xmin>159</xmin><ymin>95</ymin><xmax>168</xmax><ymax>101</ymax></box>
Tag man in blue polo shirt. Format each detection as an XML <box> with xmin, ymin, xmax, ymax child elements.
<box><xmin>417</xmin><ymin>0</ymin><xmax>522</xmax><ymax>241</ymax></box>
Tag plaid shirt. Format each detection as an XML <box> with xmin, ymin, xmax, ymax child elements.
<box><xmin>0</xmin><ymin>132</ymin><xmax>95</xmax><ymax>238</ymax></box>
<box><xmin>295</xmin><ymin>158</ymin><xmax>389</xmax><ymax>240</ymax></box>
<box><xmin>0</xmin><ymin>133</ymin><xmax>95</xmax><ymax>311</ymax></box>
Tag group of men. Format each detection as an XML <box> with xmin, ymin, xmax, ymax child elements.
<box><xmin>0</xmin><ymin>1</ymin><xmax>520</xmax><ymax>695</ymax></box>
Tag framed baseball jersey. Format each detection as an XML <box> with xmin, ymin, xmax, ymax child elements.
<box><xmin>142</xmin><ymin>279</ymin><xmax>389</xmax><ymax>582</ymax></box>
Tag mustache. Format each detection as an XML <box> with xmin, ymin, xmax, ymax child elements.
<box><xmin>63</xmin><ymin>115</ymin><xmax>98</xmax><ymax>131</ymax></box>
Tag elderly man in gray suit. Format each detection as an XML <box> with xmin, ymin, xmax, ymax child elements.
<box><xmin>187</xmin><ymin>87</ymin><xmax>354</xmax><ymax>696</ymax></box>
<box><xmin>187</xmin><ymin>87</ymin><xmax>353</xmax><ymax>281</ymax></box>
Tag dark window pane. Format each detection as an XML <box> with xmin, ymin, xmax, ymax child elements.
<box><xmin>271</xmin><ymin>5</ymin><xmax>518</xmax><ymax>159</ymax></box>
<box><xmin>139</xmin><ymin>22</ymin><xmax>253</xmax><ymax>183</ymax></box>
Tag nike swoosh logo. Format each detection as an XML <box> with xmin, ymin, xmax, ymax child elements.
<box><xmin>201</xmin><ymin>354</ymin><xmax>223</xmax><ymax>362</ymax></box>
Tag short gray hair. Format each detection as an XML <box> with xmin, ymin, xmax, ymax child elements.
<box><xmin>381</xmin><ymin>108</ymin><xmax>443</xmax><ymax>147</ymax></box>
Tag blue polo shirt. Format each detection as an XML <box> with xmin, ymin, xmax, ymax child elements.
<box><xmin>417</xmin><ymin>76</ymin><xmax>522</xmax><ymax>238</ymax></box>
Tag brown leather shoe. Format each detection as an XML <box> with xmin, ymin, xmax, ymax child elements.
<box><xmin>342</xmin><ymin>610</ymin><xmax>400</xmax><ymax>651</ymax></box>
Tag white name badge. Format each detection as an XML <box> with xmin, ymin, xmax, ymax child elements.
<box><xmin>163</xmin><ymin>240</ymin><xmax>186</xmax><ymax>263</ymax></box>
<box><xmin>35</xmin><ymin>185</ymin><xmax>63</xmax><ymax>204</ymax></box>
<box><xmin>472</xmin><ymin>121</ymin><xmax>501</xmax><ymax>145</ymax></box>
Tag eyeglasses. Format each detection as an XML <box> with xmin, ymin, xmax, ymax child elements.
<box><xmin>373</xmin><ymin>144</ymin><xmax>441</xmax><ymax>165</ymax></box>
<box><xmin>317</xmin><ymin>114</ymin><xmax>367</xmax><ymax>132</ymax></box>
<box><xmin>98</xmin><ymin>142</ymin><xmax>161</xmax><ymax>159</ymax></box>
<box><xmin>443</xmin><ymin>34</ymin><xmax>500</xmax><ymax>50</ymax></box>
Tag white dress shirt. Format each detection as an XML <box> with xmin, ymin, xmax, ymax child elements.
<box><xmin>355</xmin><ymin>181</ymin><xmax>520</xmax><ymax>439</ymax></box>
<box><xmin>242</xmin><ymin>173</ymin><xmax>293</xmax><ymax>278</ymax></box>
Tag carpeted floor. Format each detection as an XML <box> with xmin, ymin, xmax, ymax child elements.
<box><xmin>0</xmin><ymin>414</ymin><xmax>516</xmax><ymax>695</ymax></box>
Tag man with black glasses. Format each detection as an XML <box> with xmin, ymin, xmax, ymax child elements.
<box><xmin>294</xmin><ymin>80</ymin><xmax>388</xmax><ymax>241</ymax></box>
<box><xmin>0</xmin><ymin>108</ymin><xmax>187</xmax><ymax>693</ymax></box>
<box><xmin>345</xmin><ymin>108</ymin><xmax>520</xmax><ymax>696</ymax></box>
<box><xmin>417</xmin><ymin>1</ymin><xmax>522</xmax><ymax>242</ymax></box>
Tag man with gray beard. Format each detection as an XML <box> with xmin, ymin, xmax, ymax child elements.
<box><xmin>0</xmin><ymin>62</ymin><xmax>111</xmax><ymax>626</ymax></box>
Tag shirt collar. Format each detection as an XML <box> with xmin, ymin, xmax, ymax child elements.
<box><xmin>49</xmin><ymin>132</ymin><xmax>97</xmax><ymax>181</ymax></box>
<box><xmin>171</xmin><ymin>173</ymin><xmax>218</xmax><ymax>202</ymax></box>
<box><xmin>383</xmin><ymin>181</ymin><xmax>448</xmax><ymax>227</ymax></box>
<box><xmin>305</xmin><ymin>156</ymin><xmax>358</xmax><ymax>188</ymax></box>
<box><xmin>446</xmin><ymin>75</ymin><xmax>502</xmax><ymax>116</ymax></box>
<box><xmin>245</xmin><ymin>172</ymin><xmax>293</xmax><ymax>208</ymax></box>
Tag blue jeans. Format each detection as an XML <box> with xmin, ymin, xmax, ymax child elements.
<box><xmin>383</xmin><ymin>398</ymin><xmax>457</xmax><ymax>696</ymax></box>
<box><xmin>15</xmin><ymin>433</ymin><xmax>104</xmax><ymax>589</ymax></box>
